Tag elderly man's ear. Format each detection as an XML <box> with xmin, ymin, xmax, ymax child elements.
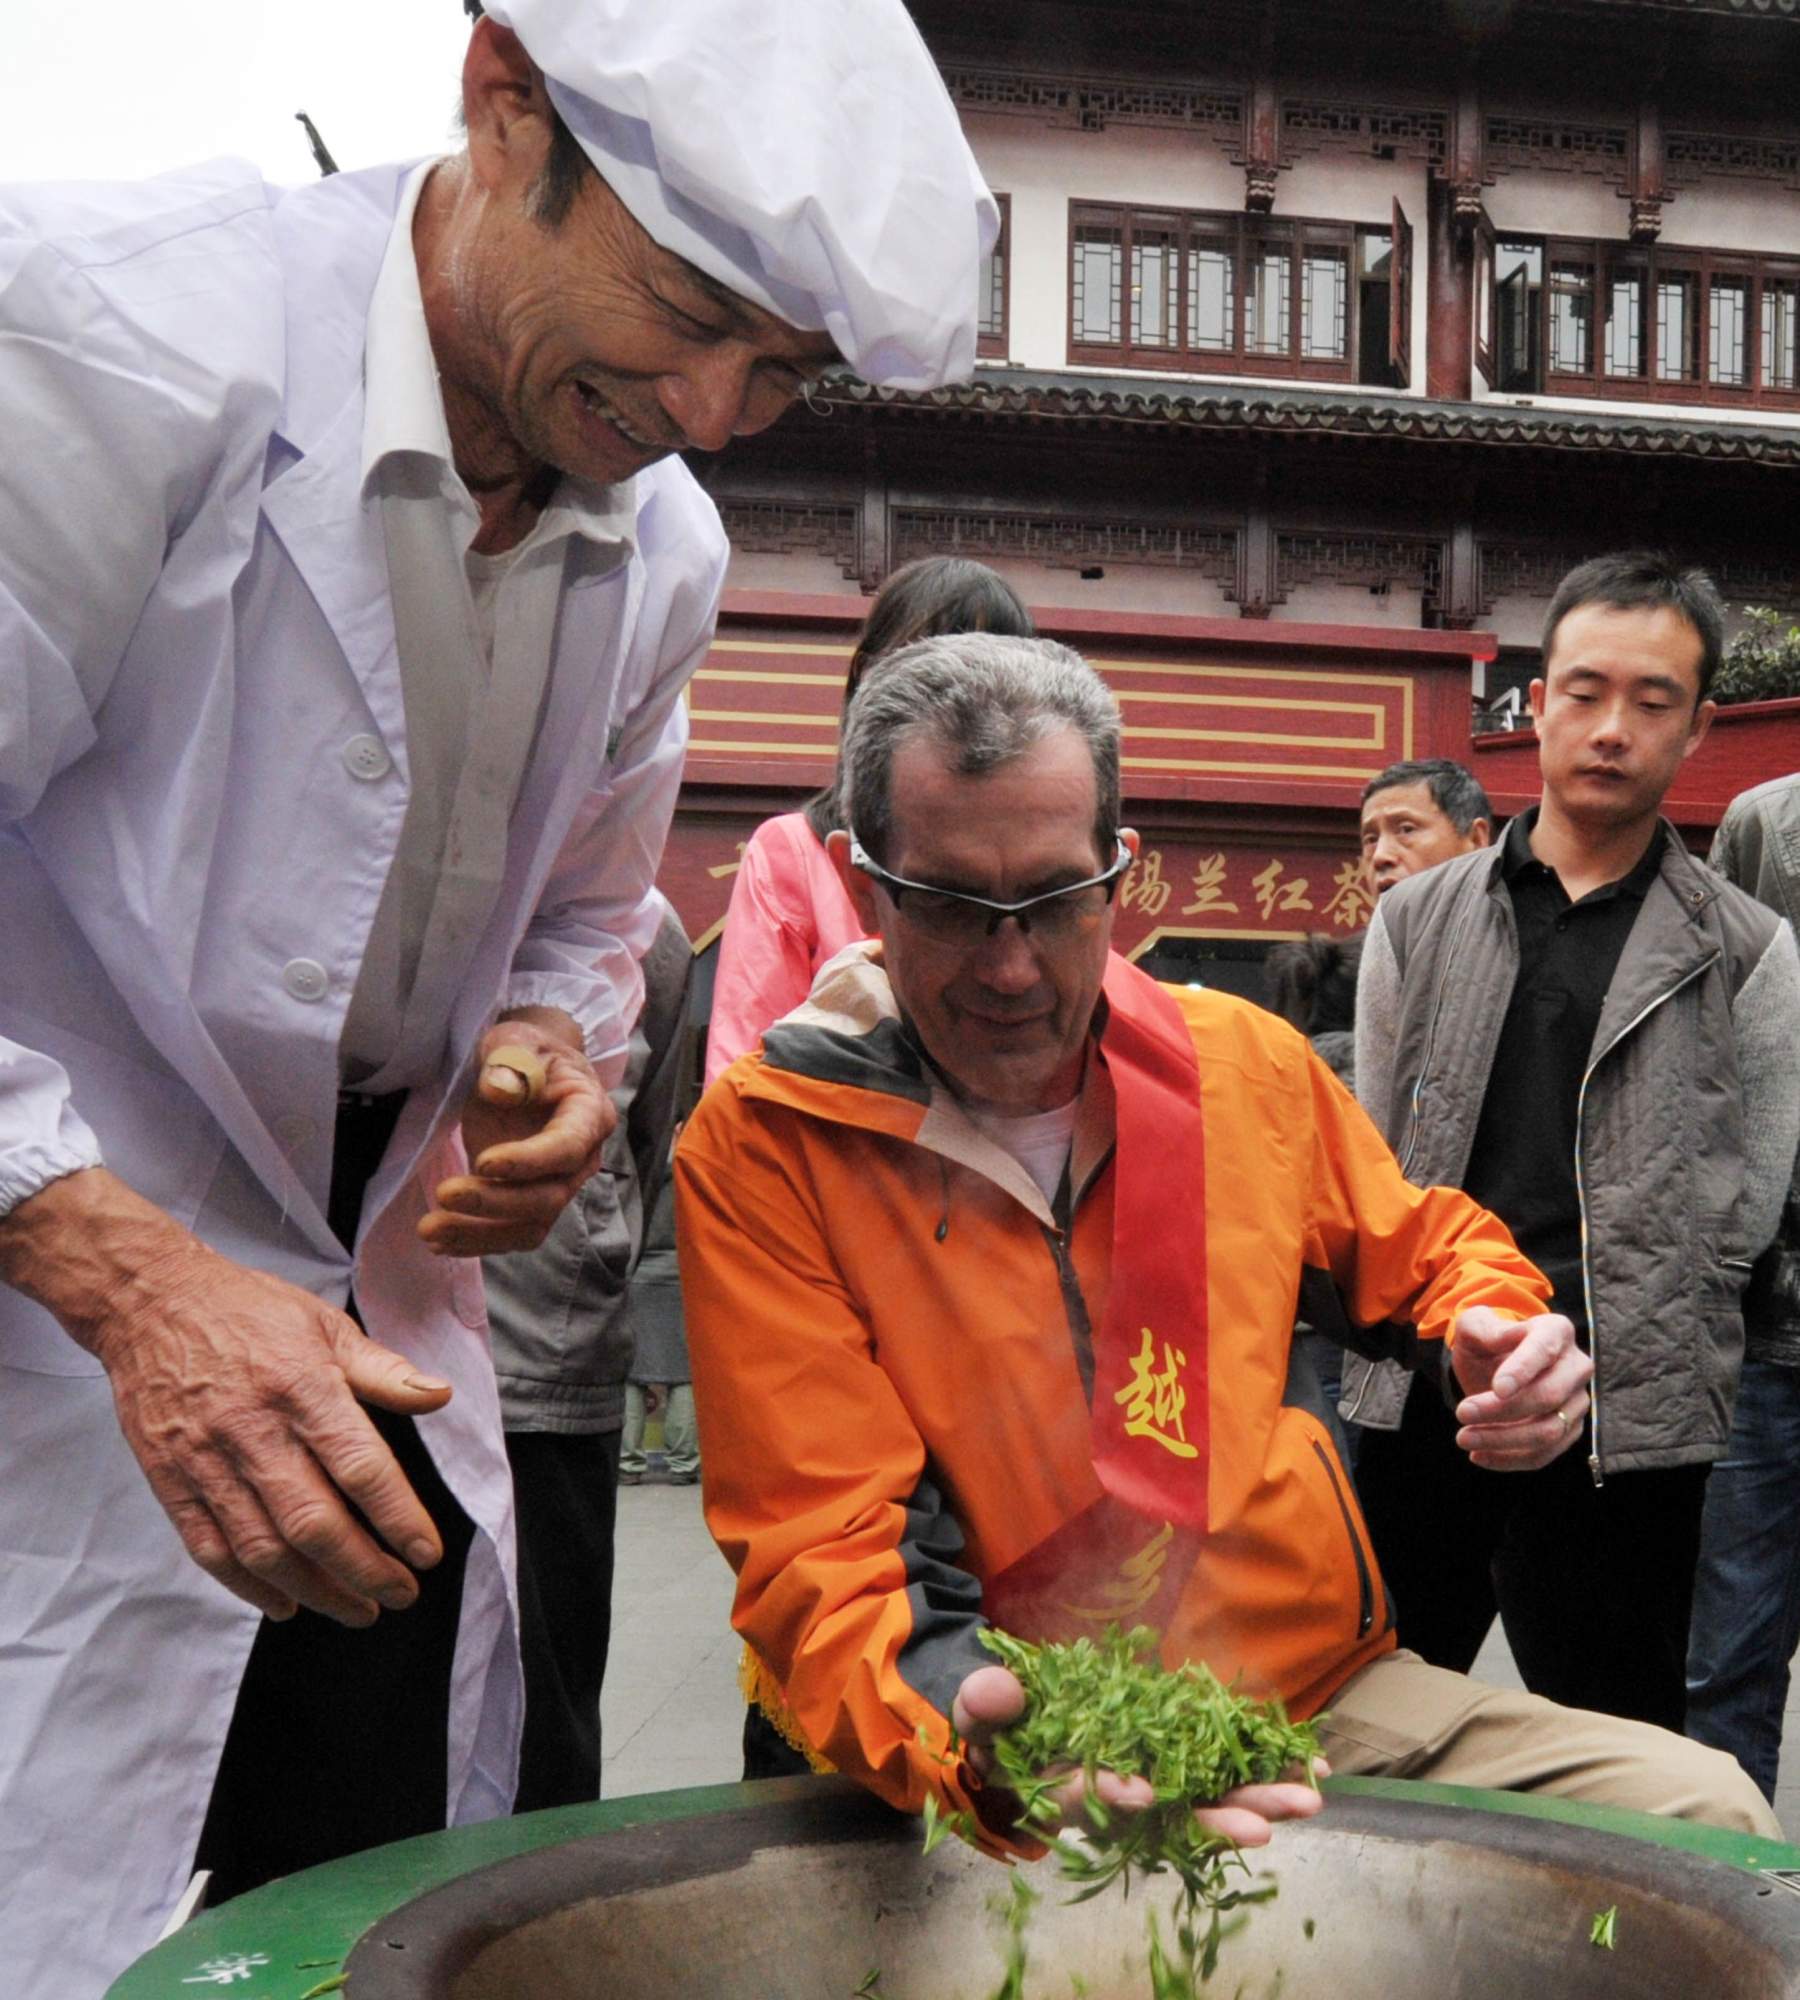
<box><xmin>462</xmin><ymin>16</ymin><xmax>557</xmax><ymax>190</ymax></box>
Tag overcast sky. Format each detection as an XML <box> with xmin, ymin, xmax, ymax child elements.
<box><xmin>6</xmin><ymin>1</ymin><xmax>477</xmax><ymax>185</ymax></box>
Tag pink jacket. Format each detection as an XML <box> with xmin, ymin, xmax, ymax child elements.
<box><xmin>705</xmin><ymin>812</ymin><xmax>869</xmax><ymax>1082</ymax></box>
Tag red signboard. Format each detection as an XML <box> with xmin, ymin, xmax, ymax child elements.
<box><xmin>659</xmin><ymin>815</ymin><xmax>1374</xmax><ymax>961</ymax></box>
<box><xmin>1112</xmin><ymin>832</ymin><xmax>1376</xmax><ymax>956</ymax></box>
<box><xmin>681</xmin><ymin>592</ymin><xmax>1490</xmax><ymax>817</ymax></box>
<box><xmin>664</xmin><ymin>591</ymin><xmax>1484</xmax><ymax>957</ymax></box>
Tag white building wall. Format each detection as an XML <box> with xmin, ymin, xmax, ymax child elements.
<box><xmin>1485</xmin><ymin>169</ymin><xmax>1800</xmax><ymax>262</ymax></box>
<box><xmin>1474</xmin><ymin>167</ymin><xmax>1800</xmax><ymax>430</ymax></box>
<box><xmin>723</xmin><ymin>551</ymin><xmax>864</xmax><ymax>597</ymax></box>
<box><xmin>1486</xmin><ymin>595</ymin><xmax>1555</xmax><ymax>650</ymax></box>
<box><xmin>1276</xmin><ymin>583</ymin><xmax>1427</xmax><ymax>629</ymax></box>
<box><xmin>965</xmin><ymin>118</ymin><xmax>1798</xmax><ymax>432</ymax></box>
<box><xmin>964</xmin><ymin>117</ymin><xmax>1431</xmax><ymax>395</ymax></box>
<box><xmin>979</xmin><ymin>561</ymin><xmax>1236</xmax><ymax>618</ymax></box>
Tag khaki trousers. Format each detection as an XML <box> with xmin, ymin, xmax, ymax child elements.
<box><xmin>1318</xmin><ymin>1649</ymin><xmax>1781</xmax><ymax>1840</ymax></box>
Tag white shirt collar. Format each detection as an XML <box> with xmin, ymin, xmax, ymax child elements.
<box><xmin>360</xmin><ymin>161</ymin><xmax>638</xmax><ymax>557</ymax></box>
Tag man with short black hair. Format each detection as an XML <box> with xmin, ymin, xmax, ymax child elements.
<box><xmin>1359</xmin><ymin>758</ymin><xmax>1495</xmax><ymax>900</ymax></box>
<box><xmin>1349</xmin><ymin>552</ymin><xmax>1800</xmax><ymax>1731</ymax></box>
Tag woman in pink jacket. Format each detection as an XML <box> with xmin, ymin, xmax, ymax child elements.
<box><xmin>704</xmin><ymin>558</ymin><xmax>1034</xmax><ymax>1083</ymax></box>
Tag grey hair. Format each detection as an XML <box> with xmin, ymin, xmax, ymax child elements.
<box><xmin>839</xmin><ymin>633</ymin><xmax>1121</xmax><ymax>867</ymax></box>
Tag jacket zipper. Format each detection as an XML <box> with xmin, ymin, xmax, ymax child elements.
<box><xmin>1310</xmin><ymin>1439</ymin><xmax>1376</xmax><ymax>1638</ymax></box>
<box><xmin>1573</xmin><ymin>949</ymin><xmax>1719</xmax><ymax>1486</ymax></box>
<box><xmin>1042</xmin><ymin>1222</ymin><xmax>1097</xmax><ymax>1400</ymax></box>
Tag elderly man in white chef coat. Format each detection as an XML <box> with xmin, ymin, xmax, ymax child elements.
<box><xmin>0</xmin><ymin>0</ymin><xmax>993</xmax><ymax>1987</ymax></box>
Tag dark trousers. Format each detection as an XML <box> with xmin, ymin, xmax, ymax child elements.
<box><xmin>196</xmin><ymin>1092</ymin><xmax>477</xmax><ymax>1901</ymax></box>
<box><xmin>507</xmin><ymin>1426</ymin><xmax>622</xmax><ymax>1811</ymax></box>
<box><xmin>742</xmin><ymin>1702</ymin><xmax>815</xmax><ymax>1781</ymax></box>
<box><xmin>1354</xmin><ymin>1369</ymin><xmax>1710</xmax><ymax>1732</ymax></box>
<box><xmin>193</xmin><ymin>1405</ymin><xmax>477</xmax><ymax>1899</ymax></box>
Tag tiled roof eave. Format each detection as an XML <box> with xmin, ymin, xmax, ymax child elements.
<box><xmin>817</xmin><ymin>375</ymin><xmax>1800</xmax><ymax>468</ymax></box>
<box><xmin>1574</xmin><ymin>0</ymin><xmax>1800</xmax><ymax>17</ymax></box>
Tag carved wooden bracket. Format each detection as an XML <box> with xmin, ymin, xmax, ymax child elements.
<box><xmin>1629</xmin><ymin>99</ymin><xmax>1668</xmax><ymax>243</ymax></box>
<box><xmin>1245</xmin><ymin>164</ymin><xmax>1280</xmax><ymax>212</ymax></box>
<box><xmin>1628</xmin><ymin>197</ymin><xmax>1664</xmax><ymax>243</ymax></box>
<box><xmin>1447</xmin><ymin>77</ymin><xmax>1486</xmax><ymax>241</ymax></box>
<box><xmin>1243</xmin><ymin>67</ymin><xmax>1281</xmax><ymax>214</ymax></box>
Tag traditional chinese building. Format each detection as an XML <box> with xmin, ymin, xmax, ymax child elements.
<box><xmin>664</xmin><ymin>0</ymin><xmax>1800</xmax><ymax>1021</ymax></box>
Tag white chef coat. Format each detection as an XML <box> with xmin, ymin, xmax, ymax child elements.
<box><xmin>0</xmin><ymin>156</ymin><xmax>726</xmax><ymax>1997</ymax></box>
<box><xmin>344</xmin><ymin>163</ymin><xmax>639</xmax><ymax>1093</ymax></box>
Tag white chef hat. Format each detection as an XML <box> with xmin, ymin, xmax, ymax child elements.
<box><xmin>479</xmin><ymin>0</ymin><xmax>997</xmax><ymax>391</ymax></box>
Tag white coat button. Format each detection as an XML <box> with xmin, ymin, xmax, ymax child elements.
<box><xmin>282</xmin><ymin>958</ymin><xmax>330</xmax><ymax>1003</ymax></box>
<box><xmin>273</xmin><ymin>1112</ymin><xmax>317</xmax><ymax>1150</ymax></box>
<box><xmin>342</xmin><ymin>734</ymin><xmax>392</xmax><ymax>782</ymax></box>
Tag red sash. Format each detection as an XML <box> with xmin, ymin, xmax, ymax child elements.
<box><xmin>985</xmin><ymin>958</ymin><xmax>1209</xmax><ymax>1645</ymax></box>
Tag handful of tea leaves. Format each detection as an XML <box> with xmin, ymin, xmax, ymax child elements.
<box><xmin>973</xmin><ymin>1622</ymin><xmax>1323</xmax><ymax>1992</ymax></box>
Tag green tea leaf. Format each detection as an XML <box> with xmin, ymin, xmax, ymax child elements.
<box><xmin>1590</xmin><ymin>1905</ymin><xmax>1618</xmax><ymax>1950</ymax></box>
<box><xmin>956</xmin><ymin>1622</ymin><xmax>1324</xmax><ymax>1996</ymax></box>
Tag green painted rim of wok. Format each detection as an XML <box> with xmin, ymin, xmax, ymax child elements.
<box><xmin>108</xmin><ymin>1773</ymin><xmax>1800</xmax><ymax>2000</ymax></box>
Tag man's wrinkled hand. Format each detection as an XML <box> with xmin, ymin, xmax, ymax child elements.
<box><xmin>1450</xmin><ymin>1305</ymin><xmax>1593</xmax><ymax>1471</ymax></box>
<box><xmin>952</xmin><ymin>1664</ymin><xmax>1327</xmax><ymax>1849</ymax></box>
<box><xmin>420</xmin><ymin>1010</ymin><xmax>616</xmax><ymax>1258</ymax></box>
<box><xmin>91</xmin><ymin>1241</ymin><xmax>452</xmax><ymax>1624</ymax></box>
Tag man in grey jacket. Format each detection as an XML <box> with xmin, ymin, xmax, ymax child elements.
<box><xmin>1348</xmin><ymin>553</ymin><xmax>1800</xmax><ymax>1732</ymax></box>
<box><xmin>484</xmin><ymin>895</ymin><xmax>692</xmax><ymax>1808</ymax></box>
<box><xmin>1687</xmin><ymin>770</ymin><xmax>1800</xmax><ymax>1798</ymax></box>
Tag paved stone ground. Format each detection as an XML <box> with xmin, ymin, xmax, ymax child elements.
<box><xmin>601</xmin><ymin>1477</ymin><xmax>745</xmax><ymax>1799</ymax></box>
<box><xmin>602</xmin><ymin>1476</ymin><xmax>1800</xmax><ymax>1836</ymax></box>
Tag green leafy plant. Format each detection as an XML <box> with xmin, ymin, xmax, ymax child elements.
<box><xmin>1713</xmin><ymin>607</ymin><xmax>1800</xmax><ymax>707</ymax></box>
<box><xmin>987</xmin><ymin>1870</ymin><xmax>1042</xmax><ymax>2000</ymax></box>
<box><xmin>972</xmin><ymin>1623</ymin><xmax>1323</xmax><ymax>1995</ymax></box>
<box><xmin>1590</xmin><ymin>1904</ymin><xmax>1618</xmax><ymax>1951</ymax></box>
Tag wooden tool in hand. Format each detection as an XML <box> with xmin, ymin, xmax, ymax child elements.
<box><xmin>479</xmin><ymin>1044</ymin><xmax>549</xmax><ymax>1109</ymax></box>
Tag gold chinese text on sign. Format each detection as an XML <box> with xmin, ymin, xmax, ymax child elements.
<box><xmin>1115</xmin><ymin>1327</ymin><xmax>1198</xmax><ymax>1459</ymax></box>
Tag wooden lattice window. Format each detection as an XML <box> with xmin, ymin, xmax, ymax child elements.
<box><xmin>978</xmin><ymin>195</ymin><xmax>1011</xmax><ymax>360</ymax></box>
<box><xmin>1067</xmin><ymin>203</ymin><xmax>1404</xmax><ymax>384</ymax></box>
<box><xmin>1489</xmin><ymin>235</ymin><xmax>1800</xmax><ymax>411</ymax></box>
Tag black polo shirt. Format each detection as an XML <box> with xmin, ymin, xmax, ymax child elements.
<box><xmin>1461</xmin><ymin>808</ymin><xmax>1666</xmax><ymax>1331</ymax></box>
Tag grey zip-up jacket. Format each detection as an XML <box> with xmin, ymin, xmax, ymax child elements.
<box><xmin>1344</xmin><ymin>823</ymin><xmax>1800</xmax><ymax>1477</ymax></box>
<box><xmin>483</xmin><ymin>899</ymin><xmax>693</xmax><ymax>1432</ymax></box>
<box><xmin>1712</xmin><ymin>774</ymin><xmax>1800</xmax><ymax>1366</ymax></box>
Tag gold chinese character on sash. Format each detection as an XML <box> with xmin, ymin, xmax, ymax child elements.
<box><xmin>1181</xmin><ymin>853</ymin><xmax>1239</xmax><ymax>916</ymax></box>
<box><xmin>1320</xmin><ymin>858</ymin><xmax>1374</xmax><ymax>932</ymax></box>
<box><xmin>1059</xmin><ymin>1522</ymin><xmax>1177</xmax><ymax>1624</ymax></box>
<box><xmin>1115</xmin><ymin>1327</ymin><xmax>1199</xmax><ymax>1458</ymax></box>
<box><xmin>1252</xmin><ymin>858</ymin><xmax>1314</xmax><ymax>924</ymax></box>
<box><xmin>1120</xmin><ymin>847</ymin><xmax>1173</xmax><ymax>917</ymax></box>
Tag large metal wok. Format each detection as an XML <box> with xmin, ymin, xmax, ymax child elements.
<box><xmin>109</xmin><ymin>1775</ymin><xmax>1800</xmax><ymax>1997</ymax></box>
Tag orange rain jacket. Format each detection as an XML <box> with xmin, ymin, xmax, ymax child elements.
<box><xmin>677</xmin><ymin>947</ymin><xmax>1549</xmax><ymax>1845</ymax></box>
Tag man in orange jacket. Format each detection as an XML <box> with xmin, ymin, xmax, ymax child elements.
<box><xmin>678</xmin><ymin>632</ymin><xmax>1776</xmax><ymax>1851</ymax></box>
